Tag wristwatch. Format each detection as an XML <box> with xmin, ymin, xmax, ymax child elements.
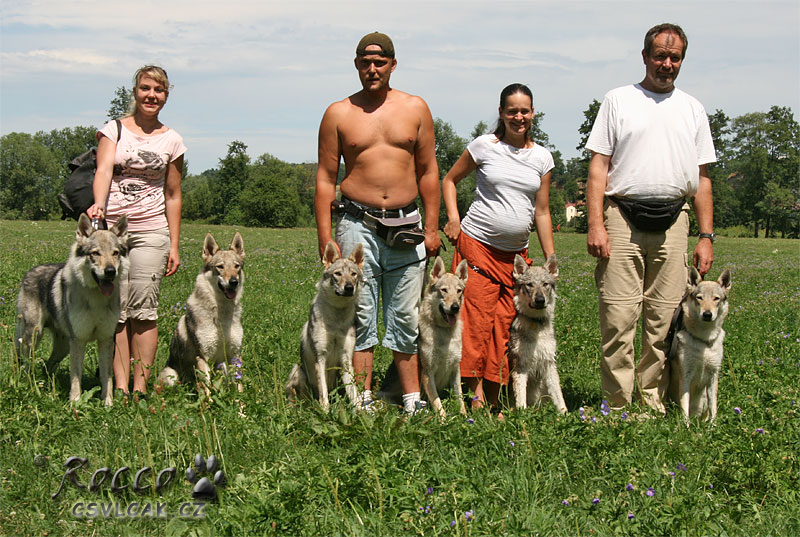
<box><xmin>698</xmin><ymin>232</ymin><xmax>716</xmax><ymax>243</ymax></box>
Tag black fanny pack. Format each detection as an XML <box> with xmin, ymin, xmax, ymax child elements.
<box><xmin>333</xmin><ymin>197</ymin><xmax>425</xmax><ymax>248</ymax></box>
<box><xmin>610</xmin><ymin>196</ymin><xmax>686</xmax><ymax>232</ymax></box>
<box><xmin>363</xmin><ymin>213</ymin><xmax>425</xmax><ymax>248</ymax></box>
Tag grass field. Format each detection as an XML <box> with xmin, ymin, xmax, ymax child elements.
<box><xmin>0</xmin><ymin>219</ymin><xmax>798</xmax><ymax>536</ymax></box>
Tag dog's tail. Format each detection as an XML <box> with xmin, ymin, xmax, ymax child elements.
<box><xmin>375</xmin><ymin>361</ymin><xmax>403</xmax><ymax>405</ymax></box>
<box><xmin>665</xmin><ymin>292</ymin><xmax>687</xmax><ymax>360</ymax></box>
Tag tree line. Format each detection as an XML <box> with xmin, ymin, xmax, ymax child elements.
<box><xmin>1</xmin><ymin>93</ymin><xmax>797</xmax><ymax>237</ymax></box>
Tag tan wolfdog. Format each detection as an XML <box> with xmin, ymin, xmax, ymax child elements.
<box><xmin>285</xmin><ymin>241</ymin><xmax>364</xmax><ymax>412</ymax></box>
<box><xmin>667</xmin><ymin>267</ymin><xmax>731</xmax><ymax>422</ymax></box>
<box><xmin>15</xmin><ymin>214</ymin><xmax>129</xmax><ymax>406</ymax></box>
<box><xmin>508</xmin><ymin>254</ymin><xmax>566</xmax><ymax>413</ymax></box>
<box><xmin>158</xmin><ymin>233</ymin><xmax>245</xmax><ymax>397</ymax></box>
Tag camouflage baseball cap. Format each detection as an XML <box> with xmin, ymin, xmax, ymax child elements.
<box><xmin>356</xmin><ymin>32</ymin><xmax>395</xmax><ymax>58</ymax></box>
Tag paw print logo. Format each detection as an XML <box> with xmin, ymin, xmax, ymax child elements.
<box><xmin>185</xmin><ymin>454</ymin><xmax>226</xmax><ymax>500</ymax></box>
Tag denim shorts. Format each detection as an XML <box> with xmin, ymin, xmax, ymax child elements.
<box><xmin>119</xmin><ymin>228</ymin><xmax>170</xmax><ymax>322</ymax></box>
<box><xmin>335</xmin><ymin>213</ymin><xmax>426</xmax><ymax>354</ymax></box>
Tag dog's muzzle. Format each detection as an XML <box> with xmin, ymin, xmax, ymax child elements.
<box><xmin>92</xmin><ymin>268</ymin><xmax>117</xmax><ymax>297</ymax></box>
<box><xmin>439</xmin><ymin>303</ymin><xmax>459</xmax><ymax>326</ymax></box>
<box><xmin>219</xmin><ymin>278</ymin><xmax>239</xmax><ymax>300</ymax></box>
<box><xmin>336</xmin><ymin>283</ymin><xmax>355</xmax><ymax>297</ymax></box>
<box><xmin>702</xmin><ymin>311</ymin><xmax>714</xmax><ymax>321</ymax></box>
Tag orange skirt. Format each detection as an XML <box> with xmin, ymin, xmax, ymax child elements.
<box><xmin>452</xmin><ymin>232</ymin><xmax>527</xmax><ymax>385</ymax></box>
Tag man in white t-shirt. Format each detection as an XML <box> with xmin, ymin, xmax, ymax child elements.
<box><xmin>585</xmin><ymin>23</ymin><xmax>716</xmax><ymax>414</ymax></box>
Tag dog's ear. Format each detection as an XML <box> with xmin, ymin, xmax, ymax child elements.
<box><xmin>323</xmin><ymin>241</ymin><xmax>339</xmax><ymax>267</ymax></box>
<box><xmin>455</xmin><ymin>259</ymin><xmax>469</xmax><ymax>283</ymax></box>
<box><xmin>717</xmin><ymin>268</ymin><xmax>731</xmax><ymax>294</ymax></box>
<box><xmin>76</xmin><ymin>213</ymin><xmax>93</xmax><ymax>239</ymax></box>
<box><xmin>430</xmin><ymin>256</ymin><xmax>446</xmax><ymax>282</ymax></box>
<box><xmin>687</xmin><ymin>266</ymin><xmax>702</xmax><ymax>287</ymax></box>
<box><xmin>110</xmin><ymin>215</ymin><xmax>128</xmax><ymax>237</ymax></box>
<box><xmin>513</xmin><ymin>254</ymin><xmax>527</xmax><ymax>280</ymax></box>
<box><xmin>348</xmin><ymin>243</ymin><xmax>365</xmax><ymax>269</ymax></box>
<box><xmin>230</xmin><ymin>232</ymin><xmax>245</xmax><ymax>259</ymax></box>
<box><xmin>203</xmin><ymin>234</ymin><xmax>219</xmax><ymax>262</ymax></box>
<box><xmin>544</xmin><ymin>254</ymin><xmax>558</xmax><ymax>280</ymax></box>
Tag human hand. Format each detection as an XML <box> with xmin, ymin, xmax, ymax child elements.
<box><xmin>424</xmin><ymin>230</ymin><xmax>441</xmax><ymax>258</ymax></box>
<box><xmin>693</xmin><ymin>239</ymin><xmax>714</xmax><ymax>277</ymax></box>
<box><xmin>587</xmin><ymin>225</ymin><xmax>610</xmax><ymax>259</ymax></box>
<box><xmin>165</xmin><ymin>247</ymin><xmax>181</xmax><ymax>277</ymax></box>
<box><xmin>443</xmin><ymin>219</ymin><xmax>461</xmax><ymax>245</ymax></box>
<box><xmin>86</xmin><ymin>204</ymin><xmax>105</xmax><ymax>221</ymax></box>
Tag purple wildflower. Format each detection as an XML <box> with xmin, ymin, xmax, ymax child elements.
<box><xmin>427</xmin><ymin>487</ymin><xmax>433</xmax><ymax>494</ymax></box>
<box><xmin>677</xmin><ymin>463</ymin><xmax>687</xmax><ymax>472</ymax></box>
<box><xmin>592</xmin><ymin>498</ymin><xmax>600</xmax><ymax>505</ymax></box>
<box><xmin>756</xmin><ymin>428</ymin><xmax>765</xmax><ymax>434</ymax></box>
<box><xmin>591</xmin><ymin>416</ymin><xmax>597</xmax><ymax>423</ymax></box>
<box><xmin>561</xmin><ymin>500</ymin><xmax>569</xmax><ymax>506</ymax></box>
<box><xmin>465</xmin><ymin>510</ymin><xmax>474</xmax><ymax>521</ymax></box>
<box><xmin>467</xmin><ymin>418</ymin><xmax>475</xmax><ymax>424</ymax></box>
<box><xmin>628</xmin><ymin>513</ymin><xmax>635</xmax><ymax>520</ymax></box>
<box><xmin>734</xmin><ymin>407</ymin><xmax>741</xmax><ymax>414</ymax></box>
<box><xmin>626</xmin><ymin>483</ymin><xmax>634</xmax><ymax>491</ymax></box>
<box><xmin>509</xmin><ymin>441</ymin><xmax>515</xmax><ymax>447</ymax></box>
<box><xmin>450</xmin><ymin>520</ymin><xmax>456</xmax><ymax>527</ymax></box>
<box><xmin>621</xmin><ymin>412</ymin><xmax>629</xmax><ymax>420</ymax></box>
<box><xmin>668</xmin><ymin>471</ymin><xmax>675</xmax><ymax>478</ymax></box>
<box><xmin>646</xmin><ymin>487</ymin><xmax>655</xmax><ymax>497</ymax></box>
<box><xmin>601</xmin><ymin>400</ymin><xmax>610</xmax><ymax>416</ymax></box>
<box><xmin>234</xmin><ymin>370</ymin><xmax>242</xmax><ymax>380</ymax></box>
<box><xmin>472</xmin><ymin>395</ymin><xmax>480</xmax><ymax>402</ymax></box>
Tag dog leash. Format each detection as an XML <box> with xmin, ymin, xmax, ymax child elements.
<box><xmin>453</xmin><ymin>242</ymin><xmax>514</xmax><ymax>291</ymax></box>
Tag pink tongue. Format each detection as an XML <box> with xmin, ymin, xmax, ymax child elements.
<box><xmin>224</xmin><ymin>288</ymin><xmax>236</xmax><ymax>300</ymax></box>
<box><xmin>446</xmin><ymin>313</ymin><xmax>457</xmax><ymax>326</ymax></box>
<box><xmin>99</xmin><ymin>281</ymin><xmax>114</xmax><ymax>297</ymax></box>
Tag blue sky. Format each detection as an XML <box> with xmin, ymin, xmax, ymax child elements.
<box><xmin>2</xmin><ymin>0</ymin><xmax>798</xmax><ymax>174</ymax></box>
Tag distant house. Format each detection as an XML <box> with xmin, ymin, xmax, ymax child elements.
<box><xmin>565</xmin><ymin>203</ymin><xmax>578</xmax><ymax>223</ymax></box>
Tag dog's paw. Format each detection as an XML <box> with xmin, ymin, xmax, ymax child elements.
<box><xmin>185</xmin><ymin>454</ymin><xmax>226</xmax><ymax>500</ymax></box>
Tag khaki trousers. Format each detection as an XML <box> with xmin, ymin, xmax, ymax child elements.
<box><xmin>594</xmin><ymin>200</ymin><xmax>689</xmax><ymax>413</ymax></box>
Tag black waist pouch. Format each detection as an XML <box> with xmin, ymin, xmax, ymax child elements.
<box><xmin>362</xmin><ymin>213</ymin><xmax>425</xmax><ymax>248</ymax></box>
<box><xmin>610</xmin><ymin>196</ymin><xmax>686</xmax><ymax>232</ymax></box>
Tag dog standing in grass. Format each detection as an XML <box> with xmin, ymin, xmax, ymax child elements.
<box><xmin>667</xmin><ymin>267</ymin><xmax>731</xmax><ymax>422</ymax></box>
<box><xmin>15</xmin><ymin>214</ymin><xmax>129</xmax><ymax>406</ymax></box>
<box><xmin>379</xmin><ymin>257</ymin><xmax>469</xmax><ymax>418</ymax></box>
<box><xmin>158</xmin><ymin>233</ymin><xmax>245</xmax><ymax>397</ymax></box>
<box><xmin>286</xmin><ymin>241</ymin><xmax>364</xmax><ymax>411</ymax></box>
<box><xmin>508</xmin><ymin>254</ymin><xmax>566</xmax><ymax>413</ymax></box>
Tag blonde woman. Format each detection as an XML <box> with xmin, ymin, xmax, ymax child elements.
<box><xmin>87</xmin><ymin>65</ymin><xmax>186</xmax><ymax>396</ymax></box>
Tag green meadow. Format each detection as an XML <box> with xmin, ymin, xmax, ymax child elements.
<box><xmin>0</xmin><ymin>219</ymin><xmax>798</xmax><ymax>536</ymax></box>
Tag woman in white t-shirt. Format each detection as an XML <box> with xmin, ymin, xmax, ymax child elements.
<box><xmin>443</xmin><ymin>83</ymin><xmax>555</xmax><ymax>416</ymax></box>
<box><xmin>87</xmin><ymin>65</ymin><xmax>186</xmax><ymax>397</ymax></box>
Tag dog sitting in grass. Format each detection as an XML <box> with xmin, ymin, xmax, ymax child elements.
<box><xmin>158</xmin><ymin>232</ymin><xmax>245</xmax><ymax>398</ymax></box>
<box><xmin>508</xmin><ymin>254</ymin><xmax>566</xmax><ymax>414</ymax></box>
<box><xmin>285</xmin><ymin>241</ymin><xmax>364</xmax><ymax>412</ymax></box>
<box><xmin>667</xmin><ymin>267</ymin><xmax>731</xmax><ymax>422</ymax></box>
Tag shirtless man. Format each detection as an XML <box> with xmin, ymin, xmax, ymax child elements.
<box><xmin>315</xmin><ymin>32</ymin><xmax>441</xmax><ymax>414</ymax></box>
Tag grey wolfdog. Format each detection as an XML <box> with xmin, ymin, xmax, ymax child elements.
<box><xmin>15</xmin><ymin>214</ymin><xmax>129</xmax><ymax>405</ymax></box>
<box><xmin>158</xmin><ymin>233</ymin><xmax>245</xmax><ymax>397</ymax></box>
<box><xmin>285</xmin><ymin>241</ymin><xmax>364</xmax><ymax>412</ymax></box>
<box><xmin>508</xmin><ymin>254</ymin><xmax>566</xmax><ymax>413</ymax></box>
<box><xmin>667</xmin><ymin>267</ymin><xmax>731</xmax><ymax>422</ymax></box>
<box><xmin>378</xmin><ymin>256</ymin><xmax>469</xmax><ymax>418</ymax></box>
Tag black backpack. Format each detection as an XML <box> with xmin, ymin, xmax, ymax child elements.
<box><xmin>59</xmin><ymin>119</ymin><xmax>121</xmax><ymax>220</ymax></box>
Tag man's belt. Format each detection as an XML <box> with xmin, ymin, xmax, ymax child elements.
<box><xmin>340</xmin><ymin>196</ymin><xmax>417</xmax><ymax>219</ymax></box>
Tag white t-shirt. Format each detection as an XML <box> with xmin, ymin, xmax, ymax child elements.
<box><xmin>98</xmin><ymin>120</ymin><xmax>187</xmax><ymax>232</ymax></box>
<box><xmin>460</xmin><ymin>134</ymin><xmax>554</xmax><ymax>252</ymax></box>
<box><xmin>586</xmin><ymin>84</ymin><xmax>716</xmax><ymax>201</ymax></box>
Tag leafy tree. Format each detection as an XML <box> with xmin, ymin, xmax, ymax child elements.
<box><xmin>433</xmin><ymin>118</ymin><xmax>469</xmax><ymax>226</ymax></box>
<box><xmin>529</xmin><ymin>111</ymin><xmax>553</xmax><ymax>149</ymax></box>
<box><xmin>471</xmin><ymin>120</ymin><xmax>489</xmax><ymax>140</ymax></box>
<box><xmin>240</xmin><ymin>154</ymin><xmax>302</xmax><ymax>228</ymax></box>
<box><xmin>0</xmin><ymin>133</ymin><xmax>61</xmax><ymax>219</ymax></box>
<box><xmin>34</xmin><ymin>126</ymin><xmax>97</xmax><ymax>181</ymax></box>
<box><xmin>577</xmin><ymin>99</ymin><xmax>602</xmax><ymax>159</ymax></box>
<box><xmin>213</xmin><ymin>141</ymin><xmax>250</xmax><ymax>224</ymax></box>
<box><xmin>107</xmin><ymin>86</ymin><xmax>131</xmax><ymax>120</ymax></box>
<box><xmin>729</xmin><ymin>106</ymin><xmax>799</xmax><ymax>237</ymax></box>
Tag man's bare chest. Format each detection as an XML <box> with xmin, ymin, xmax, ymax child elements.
<box><xmin>339</xmin><ymin>111</ymin><xmax>418</xmax><ymax>154</ymax></box>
